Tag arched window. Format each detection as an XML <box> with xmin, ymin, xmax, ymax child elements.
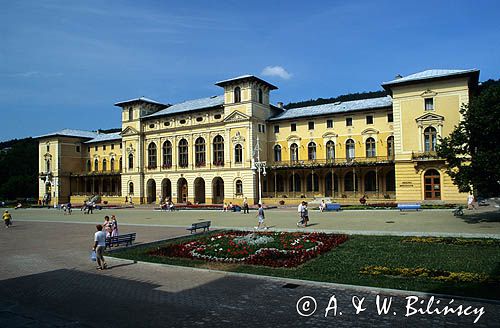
<box><xmin>162</xmin><ymin>141</ymin><xmax>172</xmax><ymax>168</ymax></box>
<box><xmin>148</xmin><ymin>142</ymin><xmax>157</xmax><ymax>168</ymax></box>
<box><xmin>234</xmin><ymin>144</ymin><xmax>243</xmax><ymax>164</ymax></box>
<box><xmin>344</xmin><ymin>172</ymin><xmax>358</xmax><ymax>192</ymax></box>
<box><xmin>424</xmin><ymin>169</ymin><xmax>441</xmax><ymax>200</ymax></box>
<box><xmin>274</xmin><ymin>145</ymin><xmax>282</xmax><ymax>162</ymax></box>
<box><xmin>129</xmin><ymin>182</ymin><xmax>134</xmax><ymax>195</ymax></box>
<box><xmin>102</xmin><ymin>159</ymin><xmax>107</xmax><ymax>172</ymax></box>
<box><xmin>128</xmin><ymin>153</ymin><xmax>133</xmax><ymax>169</ymax></box>
<box><xmin>275</xmin><ymin>174</ymin><xmax>284</xmax><ymax>192</ymax></box>
<box><xmin>424</xmin><ymin>127</ymin><xmax>437</xmax><ymax>152</ymax></box>
<box><xmin>308</xmin><ymin>142</ymin><xmax>317</xmax><ymax>160</ymax></box>
<box><xmin>46</xmin><ymin>159</ymin><xmax>51</xmax><ymax>172</ymax></box>
<box><xmin>258</xmin><ymin>88</ymin><xmax>263</xmax><ymax>104</ymax></box>
<box><xmin>234</xmin><ymin>87</ymin><xmax>241</xmax><ymax>103</ymax></box>
<box><xmin>290</xmin><ymin>143</ymin><xmax>299</xmax><ymax>162</ymax></box>
<box><xmin>94</xmin><ymin>159</ymin><xmax>99</xmax><ymax>171</ymax></box>
<box><xmin>110</xmin><ymin>158</ymin><xmax>115</xmax><ymax>172</ymax></box>
<box><xmin>119</xmin><ymin>157</ymin><xmax>122</xmax><ymax>171</ymax></box>
<box><xmin>366</xmin><ymin>137</ymin><xmax>376</xmax><ymax>158</ymax></box>
<box><xmin>235</xmin><ymin>180</ymin><xmax>243</xmax><ymax>195</ymax></box>
<box><xmin>213</xmin><ymin>136</ymin><xmax>224</xmax><ymax>166</ymax></box>
<box><xmin>387</xmin><ymin>136</ymin><xmax>394</xmax><ymax>158</ymax></box>
<box><xmin>326</xmin><ymin>141</ymin><xmax>335</xmax><ymax>161</ymax></box>
<box><xmin>289</xmin><ymin>174</ymin><xmax>301</xmax><ymax>192</ymax></box>
<box><xmin>346</xmin><ymin>139</ymin><xmax>355</xmax><ymax>160</ymax></box>
<box><xmin>128</xmin><ymin>108</ymin><xmax>133</xmax><ymax>121</ymax></box>
<box><xmin>306</xmin><ymin>173</ymin><xmax>319</xmax><ymax>192</ymax></box>
<box><xmin>364</xmin><ymin>171</ymin><xmax>377</xmax><ymax>191</ymax></box>
<box><xmin>195</xmin><ymin>137</ymin><xmax>206</xmax><ymax>167</ymax></box>
<box><xmin>86</xmin><ymin>160</ymin><xmax>91</xmax><ymax>172</ymax></box>
<box><xmin>178</xmin><ymin>139</ymin><xmax>188</xmax><ymax>168</ymax></box>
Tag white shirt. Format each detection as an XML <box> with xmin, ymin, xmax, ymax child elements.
<box><xmin>467</xmin><ymin>195</ymin><xmax>474</xmax><ymax>205</ymax></box>
<box><xmin>94</xmin><ymin>231</ymin><xmax>106</xmax><ymax>247</ymax></box>
<box><xmin>297</xmin><ymin>204</ymin><xmax>303</xmax><ymax>213</ymax></box>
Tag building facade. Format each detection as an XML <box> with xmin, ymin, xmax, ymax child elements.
<box><xmin>37</xmin><ymin>69</ymin><xmax>479</xmax><ymax>206</ymax></box>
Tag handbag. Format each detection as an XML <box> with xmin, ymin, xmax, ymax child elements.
<box><xmin>90</xmin><ymin>250</ymin><xmax>97</xmax><ymax>261</ymax></box>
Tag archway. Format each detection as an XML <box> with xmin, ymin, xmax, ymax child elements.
<box><xmin>212</xmin><ymin>177</ymin><xmax>224</xmax><ymax>204</ymax></box>
<box><xmin>325</xmin><ymin>172</ymin><xmax>338</xmax><ymax>197</ymax></box>
<box><xmin>161</xmin><ymin>178</ymin><xmax>172</xmax><ymax>202</ymax></box>
<box><xmin>177</xmin><ymin>178</ymin><xmax>188</xmax><ymax>203</ymax></box>
<box><xmin>194</xmin><ymin>177</ymin><xmax>205</xmax><ymax>204</ymax></box>
<box><xmin>146</xmin><ymin>179</ymin><xmax>156</xmax><ymax>203</ymax></box>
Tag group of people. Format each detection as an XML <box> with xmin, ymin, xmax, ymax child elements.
<box><xmin>160</xmin><ymin>198</ymin><xmax>176</xmax><ymax>211</ymax></box>
<box><xmin>92</xmin><ymin>215</ymin><xmax>119</xmax><ymax>270</ymax></box>
<box><xmin>297</xmin><ymin>201</ymin><xmax>310</xmax><ymax>227</ymax></box>
<box><xmin>81</xmin><ymin>201</ymin><xmax>96</xmax><ymax>214</ymax></box>
<box><xmin>223</xmin><ymin>197</ymin><xmax>250</xmax><ymax>213</ymax></box>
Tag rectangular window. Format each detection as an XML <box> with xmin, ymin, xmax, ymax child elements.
<box><xmin>425</xmin><ymin>98</ymin><xmax>434</xmax><ymax>111</ymax></box>
<box><xmin>346</xmin><ymin>117</ymin><xmax>352</xmax><ymax>126</ymax></box>
<box><xmin>274</xmin><ymin>125</ymin><xmax>279</xmax><ymax>133</ymax></box>
<box><xmin>366</xmin><ymin>115</ymin><xmax>373</xmax><ymax>124</ymax></box>
<box><xmin>308</xmin><ymin>121</ymin><xmax>314</xmax><ymax>130</ymax></box>
<box><xmin>291</xmin><ymin>123</ymin><xmax>296</xmax><ymax>131</ymax></box>
<box><xmin>387</xmin><ymin>113</ymin><xmax>394</xmax><ymax>123</ymax></box>
<box><xmin>120</xmin><ymin>143</ymin><xmax>123</xmax><ymax>149</ymax></box>
<box><xmin>87</xmin><ymin>147</ymin><xmax>90</xmax><ymax>152</ymax></box>
<box><xmin>111</xmin><ymin>144</ymin><xmax>114</xmax><ymax>150</ymax></box>
<box><xmin>326</xmin><ymin>119</ymin><xmax>333</xmax><ymax>128</ymax></box>
<box><xmin>95</xmin><ymin>146</ymin><xmax>98</xmax><ymax>151</ymax></box>
<box><xmin>76</xmin><ymin>146</ymin><xmax>80</xmax><ymax>153</ymax></box>
<box><xmin>262</xmin><ymin>125</ymin><xmax>265</xmax><ymax>133</ymax></box>
<box><xmin>46</xmin><ymin>145</ymin><xmax>50</xmax><ymax>152</ymax></box>
<box><xmin>258</xmin><ymin>124</ymin><xmax>262</xmax><ymax>133</ymax></box>
<box><xmin>103</xmin><ymin>145</ymin><xmax>106</xmax><ymax>150</ymax></box>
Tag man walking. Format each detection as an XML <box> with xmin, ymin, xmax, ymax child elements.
<box><xmin>255</xmin><ymin>204</ymin><xmax>268</xmax><ymax>230</ymax></box>
<box><xmin>243</xmin><ymin>197</ymin><xmax>249</xmax><ymax>214</ymax></box>
<box><xmin>93</xmin><ymin>224</ymin><xmax>107</xmax><ymax>270</ymax></box>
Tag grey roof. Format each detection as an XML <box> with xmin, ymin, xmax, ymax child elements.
<box><xmin>382</xmin><ymin>69</ymin><xmax>479</xmax><ymax>86</ymax></box>
<box><xmin>268</xmin><ymin>96</ymin><xmax>393</xmax><ymax>121</ymax></box>
<box><xmin>215</xmin><ymin>75</ymin><xmax>278</xmax><ymax>90</ymax></box>
<box><xmin>85</xmin><ymin>132</ymin><xmax>122</xmax><ymax>144</ymax></box>
<box><xmin>144</xmin><ymin>95</ymin><xmax>224</xmax><ymax>119</ymax></box>
<box><xmin>215</xmin><ymin>75</ymin><xmax>253</xmax><ymax>85</ymax></box>
<box><xmin>114</xmin><ymin>97</ymin><xmax>166</xmax><ymax>107</ymax></box>
<box><xmin>35</xmin><ymin>129</ymin><xmax>98</xmax><ymax>140</ymax></box>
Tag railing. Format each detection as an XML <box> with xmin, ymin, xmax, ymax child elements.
<box><xmin>270</xmin><ymin>156</ymin><xmax>395</xmax><ymax>168</ymax></box>
<box><xmin>411</xmin><ymin>151</ymin><xmax>441</xmax><ymax>161</ymax></box>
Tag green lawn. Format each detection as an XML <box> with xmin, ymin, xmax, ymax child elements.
<box><xmin>109</xmin><ymin>232</ymin><xmax>500</xmax><ymax>300</ymax></box>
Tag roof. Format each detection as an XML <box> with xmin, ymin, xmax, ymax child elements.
<box><xmin>215</xmin><ymin>75</ymin><xmax>278</xmax><ymax>90</ymax></box>
<box><xmin>114</xmin><ymin>97</ymin><xmax>167</xmax><ymax>108</ymax></box>
<box><xmin>35</xmin><ymin>129</ymin><xmax>99</xmax><ymax>140</ymax></box>
<box><xmin>268</xmin><ymin>96</ymin><xmax>393</xmax><ymax>121</ymax></box>
<box><xmin>85</xmin><ymin>132</ymin><xmax>122</xmax><ymax>144</ymax></box>
<box><xmin>382</xmin><ymin>69</ymin><xmax>479</xmax><ymax>87</ymax></box>
<box><xmin>144</xmin><ymin>95</ymin><xmax>224</xmax><ymax>119</ymax></box>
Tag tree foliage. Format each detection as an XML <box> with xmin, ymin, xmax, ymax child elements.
<box><xmin>437</xmin><ymin>83</ymin><xmax>500</xmax><ymax>196</ymax></box>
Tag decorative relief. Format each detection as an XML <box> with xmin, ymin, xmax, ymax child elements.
<box><xmin>286</xmin><ymin>134</ymin><xmax>301</xmax><ymax>142</ymax></box>
<box><xmin>231</xmin><ymin>131</ymin><xmax>246</xmax><ymax>144</ymax></box>
<box><xmin>420</xmin><ymin>89</ymin><xmax>438</xmax><ymax>97</ymax></box>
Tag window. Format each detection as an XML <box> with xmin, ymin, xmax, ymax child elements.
<box><xmin>364</xmin><ymin>171</ymin><xmax>377</xmax><ymax>191</ymax></box>
<box><xmin>326</xmin><ymin>141</ymin><xmax>335</xmax><ymax>160</ymax></box>
<box><xmin>162</xmin><ymin>141</ymin><xmax>172</xmax><ymax>168</ymax></box>
<box><xmin>129</xmin><ymin>182</ymin><xmax>134</xmax><ymax>195</ymax></box>
<box><xmin>46</xmin><ymin>159</ymin><xmax>51</xmax><ymax>172</ymax></box>
<box><xmin>213</xmin><ymin>136</ymin><xmax>224</xmax><ymax>166</ymax></box>
<box><xmin>110</xmin><ymin>158</ymin><xmax>115</xmax><ymax>172</ymax></box>
<box><xmin>261</xmin><ymin>124</ymin><xmax>265</xmax><ymax>133</ymax></box>
<box><xmin>86</xmin><ymin>160</ymin><xmax>91</xmax><ymax>172</ymax></box>
<box><xmin>196</xmin><ymin>117</ymin><xmax>203</xmax><ymax>122</ymax></box>
<box><xmin>111</xmin><ymin>144</ymin><xmax>114</xmax><ymax>150</ymax></box>
<box><xmin>387</xmin><ymin>136</ymin><xmax>394</xmax><ymax>158</ymax></box>
<box><xmin>346</xmin><ymin>117</ymin><xmax>352</xmax><ymax>126</ymax></box>
<box><xmin>120</xmin><ymin>143</ymin><xmax>122</xmax><ymax>149</ymax></box>
<box><xmin>234</xmin><ymin>87</ymin><xmax>241</xmax><ymax>103</ymax></box>
<box><xmin>128</xmin><ymin>154</ymin><xmax>133</xmax><ymax>169</ymax></box>
<box><xmin>148</xmin><ymin>143</ymin><xmax>157</xmax><ymax>168</ymax></box>
<box><xmin>119</xmin><ymin>157</ymin><xmax>122</xmax><ymax>171</ymax></box>
<box><xmin>275</xmin><ymin>174</ymin><xmax>284</xmax><ymax>192</ymax></box>
<box><xmin>274</xmin><ymin>125</ymin><xmax>279</xmax><ymax>133</ymax></box>
<box><xmin>46</xmin><ymin>145</ymin><xmax>50</xmax><ymax>152</ymax></box>
<box><xmin>258</xmin><ymin>88</ymin><xmax>263</xmax><ymax>104</ymax></box>
<box><xmin>103</xmin><ymin>145</ymin><xmax>106</xmax><ymax>150</ymax></box>
<box><xmin>76</xmin><ymin>145</ymin><xmax>80</xmax><ymax>152</ymax></box>
<box><xmin>178</xmin><ymin>139</ymin><xmax>189</xmax><ymax>168</ymax></box>
<box><xmin>289</xmin><ymin>174</ymin><xmax>301</xmax><ymax>192</ymax></box>
<box><xmin>365</xmin><ymin>137</ymin><xmax>376</xmax><ymax>157</ymax></box>
<box><xmin>346</xmin><ymin>139</ymin><xmax>355</xmax><ymax>160</ymax></box>
<box><xmin>95</xmin><ymin>146</ymin><xmax>98</xmax><ymax>151</ymax></box>
<box><xmin>274</xmin><ymin>145</ymin><xmax>282</xmax><ymax>162</ymax></box>
<box><xmin>327</xmin><ymin>119</ymin><xmax>333</xmax><ymax>128</ymax></box>
<box><xmin>164</xmin><ymin>121</ymin><xmax>170</xmax><ymax>126</ymax></box>
<box><xmin>308</xmin><ymin>142</ymin><xmax>316</xmax><ymax>160</ymax></box>
<box><xmin>386</xmin><ymin>170</ymin><xmax>395</xmax><ymax>191</ymax></box>
<box><xmin>128</xmin><ymin>108</ymin><xmax>133</xmax><ymax>121</ymax></box>
<box><xmin>94</xmin><ymin>159</ymin><xmax>99</xmax><ymax>171</ymax></box>
<box><xmin>424</xmin><ymin>127</ymin><xmax>437</xmax><ymax>152</ymax></box>
<box><xmin>102</xmin><ymin>159</ymin><xmax>107</xmax><ymax>171</ymax></box>
<box><xmin>235</xmin><ymin>180</ymin><xmax>243</xmax><ymax>195</ymax></box>
<box><xmin>366</xmin><ymin>115</ymin><xmax>373</xmax><ymax>124</ymax></box>
<box><xmin>306</xmin><ymin>173</ymin><xmax>319</xmax><ymax>192</ymax></box>
<box><xmin>195</xmin><ymin>137</ymin><xmax>206</xmax><ymax>167</ymax></box>
<box><xmin>214</xmin><ymin>114</ymin><xmax>222</xmax><ymax>119</ymax></box>
<box><xmin>87</xmin><ymin>147</ymin><xmax>90</xmax><ymax>152</ymax></box>
<box><xmin>387</xmin><ymin>113</ymin><xmax>394</xmax><ymax>123</ymax></box>
<box><xmin>291</xmin><ymin>123</ymin><xmax>297</xmax><ymax>131</ymax></box>
<box><xmin>179</xmin><ymin>119</ymin><xmax>186</xmax><ymax>124</ymax></box>
<box><xmin>234</xmin><ymin>144</ymin><xmax>243</xmax><ymax>164</ymax></box>
<box><xmin>290</xmin><ymin>143</ymin><xmax>299</xmax><ymax>162</ymax></box>
<box><xmin>149</xmin><ymin>124</ymin><xmax>155</xmax><ymax>128</ymax></box>
<box><xmin>344</xmin><ymin>172</ymin><xmax>358</xmax><ymax>191</ymax></box>
<box><xmin>425</xmin><ymin>98</ymin><xmax>434</xmax><ymax>111</ymax></box>
<box><xmin>308</xmin><ymin>121</ymin><xmax>314</xmax><ymax>130</ymax></box>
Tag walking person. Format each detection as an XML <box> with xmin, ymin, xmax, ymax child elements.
<box><xmin>302</xmin><ymin>202</ymin><xmax>309</xmax><ymax>227</ymax></box>
<box><xmin>297</xmin><ymin>201</ymin><xmax>305</xmax><ymax>227</ymax></box>
<box><xmin>92</xmin><ymin>224</ymin><xmax>107</xmax><ymax>270</ymax></box>
<box><xmin>103</xmin><ymin>216</ymin><xmax>112</xmax><ymax>239</ymax></box>
<box><xmin>3</xmin><ymin>210</ymin><xmax>12</xmax><ymax>228</ymax></box>
<box><xmin>467</xmin><ymin>192</ymin><xmax>475</xmax><ymax>210</ymax></box>
<box><xmin>243</xmin><ymin>197</ymin><xmax>249</xmax><ymax>214</ymax></box>
<box><xmin>255</xmin><ymin>204</ymin><xmax>268</xmax><ymax>230</ymax></box>
<box><xmin>111</xmin><ymin>215</ymin><xmax>119</xmax><ymax>238</ymax></box>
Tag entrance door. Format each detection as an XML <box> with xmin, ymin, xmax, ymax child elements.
<box><xmin>177</xmin><ymin>178</ymin><xmax>188</xmax><ymax>203</ymax></box>
<box><xmin>424</xmin><ymin>169</ymin><xmax>441</xmax><ymax>200</ymax></box>
<box><xmin>212</xmin><ymin>177</ymin><xmax>224</xmax><ymax>204</ymax></box>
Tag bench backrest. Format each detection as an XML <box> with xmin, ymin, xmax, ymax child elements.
<box><xmin>191</xmin><ymin>221</ymin><xmax>211</xmax><ymax>228</ymax></box>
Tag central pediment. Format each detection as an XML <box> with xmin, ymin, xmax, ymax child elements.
<box><xmin>415</xmin><ymin>113</ymin><xmax>445</xmax><ymax>123</ymax></box>
<box><xmin>121</xmin><ymin>126</ymin><xmax>139</xmax><ymax>136</ymax></box>
<box><xmin>223</xmin><ymin>110</ymin><xmax>250</xmax><ymax>122</ymax></box>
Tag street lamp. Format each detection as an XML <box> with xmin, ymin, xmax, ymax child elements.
<box><xmin>252</xmin><ymin>136</ymin><xmax>267</xmax><ymax>205</ymax></box>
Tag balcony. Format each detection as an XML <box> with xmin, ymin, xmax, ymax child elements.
<box><xmin>270</xmin><ymin>156</ymin><xmax>394</xmax><ymax>169</ymax></box>
<box><xmin>412</xmin><ymin>151</ymin><xmax>441</xmax><ymax>161</ymax></box>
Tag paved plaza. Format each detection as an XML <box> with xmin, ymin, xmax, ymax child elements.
<box><xmin>1</xmin><ymin>207</ymin><xmax>499</xmax><ymax>327</ymax></box>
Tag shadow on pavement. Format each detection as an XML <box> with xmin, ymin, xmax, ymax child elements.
<box><xmin>459</xmin><ymin>210</ymin><xmax>500</xmax><ymax>224</ymax></box>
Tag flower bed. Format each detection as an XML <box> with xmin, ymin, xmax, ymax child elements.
<box><xmin>148</xmin><ymin>231</ymin><xmax>348</xmax><ymax>267</ymax></box>
<box><xmin>402</xmin><ymin>237</ymin><xmax>500</xmax><ymax>246</ymax></box>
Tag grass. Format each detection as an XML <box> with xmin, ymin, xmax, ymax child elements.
<box><xmin>109</xmin><ymin>233</ymin><xmax>500</xmax><ymax>300</ymax></box>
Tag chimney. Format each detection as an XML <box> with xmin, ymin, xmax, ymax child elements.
<box><xmin>395</xmin><ymin>74</ymin><xmax>403</xmax><ymax>79</ymax></box>
<box><xmin>277</xmin><ymin>102</ymin><xmax>283</xmax><ymax>109</ymax></box>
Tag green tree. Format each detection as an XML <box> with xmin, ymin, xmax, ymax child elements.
<box><xmin>437</xmin><ymin>84</ymin><xmax>500</xmax><ymax>196</ymax></box>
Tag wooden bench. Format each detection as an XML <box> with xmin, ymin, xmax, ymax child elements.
<box><xmin>187</xmin><ymin>221</ymin><xmax>211</xmax><ymax>234</ymax></box>
<box><xmin>325</xmin><ymin>203</ymin><xmax>342</xmax><ymax>211</ymax></box>
<box><xmin>105</xmin><ymin>233</ymin><xmax>136</xmax><ymax>249</ymax></box>
<box><xmin>397</xmin><ymin>203</ymin><xmax>421</xmax><ymax>211</ymax></box>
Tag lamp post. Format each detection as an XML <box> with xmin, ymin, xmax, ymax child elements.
<box><xmin>252</xmin><ymin>136</ymin><xmax>267</xmax><ymax>205</ymax></box>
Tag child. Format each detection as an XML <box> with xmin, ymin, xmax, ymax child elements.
<box><xmin>3</xmin><ymin>210</ymin><xmax>12</xmax><ymax>228</ymax></box>
<box><xmin>255</xmin><ymin>204</ymin><xmax>268</xmax><ymax>230</ymax></box>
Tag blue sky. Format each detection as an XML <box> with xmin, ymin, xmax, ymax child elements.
<box><xmin>1</xmin><ymin>0</ymin><xmax>499</xmax><ymax>141</ymax></box>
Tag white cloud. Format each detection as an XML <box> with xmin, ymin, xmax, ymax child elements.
<box><xmin>261</xmin><ymin>66</ymin><xmax>292</xmax><ymax>80</ymax></box>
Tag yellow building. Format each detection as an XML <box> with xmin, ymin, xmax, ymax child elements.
<box><xmin>37</xmin><ymin>69</ymin><xmax>479</xmax><ymax>206</ymax></box>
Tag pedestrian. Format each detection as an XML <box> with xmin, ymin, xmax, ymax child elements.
<box><xmin>3</xmin><ymin>210</ymin><xmax>12</xmax><ymax>228</ymax></box>
<box><xmin>92</xmin><ymin>224</ymin><xmax>107</xmax><ymax>270</ymax></box>
<box><xmin>302</xmin><ymin>202</ymin><xmax>309</xmax><ymax>227</ymax></box>
<box><xmin>111</xmin><ymin>215</ymin><xmax>119</xmax><ymax>238</ymax></box>
<box><xmin>297</xmin><ymin>201</ymin><xmax>305</xmax><ymax>227</ymax></box>
<box><xmin>103</xmin><ymin>216</ymin><xmax>112</xmax><ymax>239</ymax></box>
<box><xmin>255</xmin><ymin>204</ymin><xmax>268</xmax><ymax>230</ymax></box>
<box><xmin>67</xmin><ymin>202</ymin><xmax>72</xmax><ymax>215</ymax></box>
<box><xmin>319</xmin><ymin>199</ymin><xmax>326</xmax><ymax>213</ymax></box>
<box><xmin>467</xmin><ymin>192</ymin><xmax>474</xmax><ymax>210</ymax></box>
<box><xmin>243</xmin><ymin>197</ymin><xmax>249</xmax><ymax>214</ymax></box>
